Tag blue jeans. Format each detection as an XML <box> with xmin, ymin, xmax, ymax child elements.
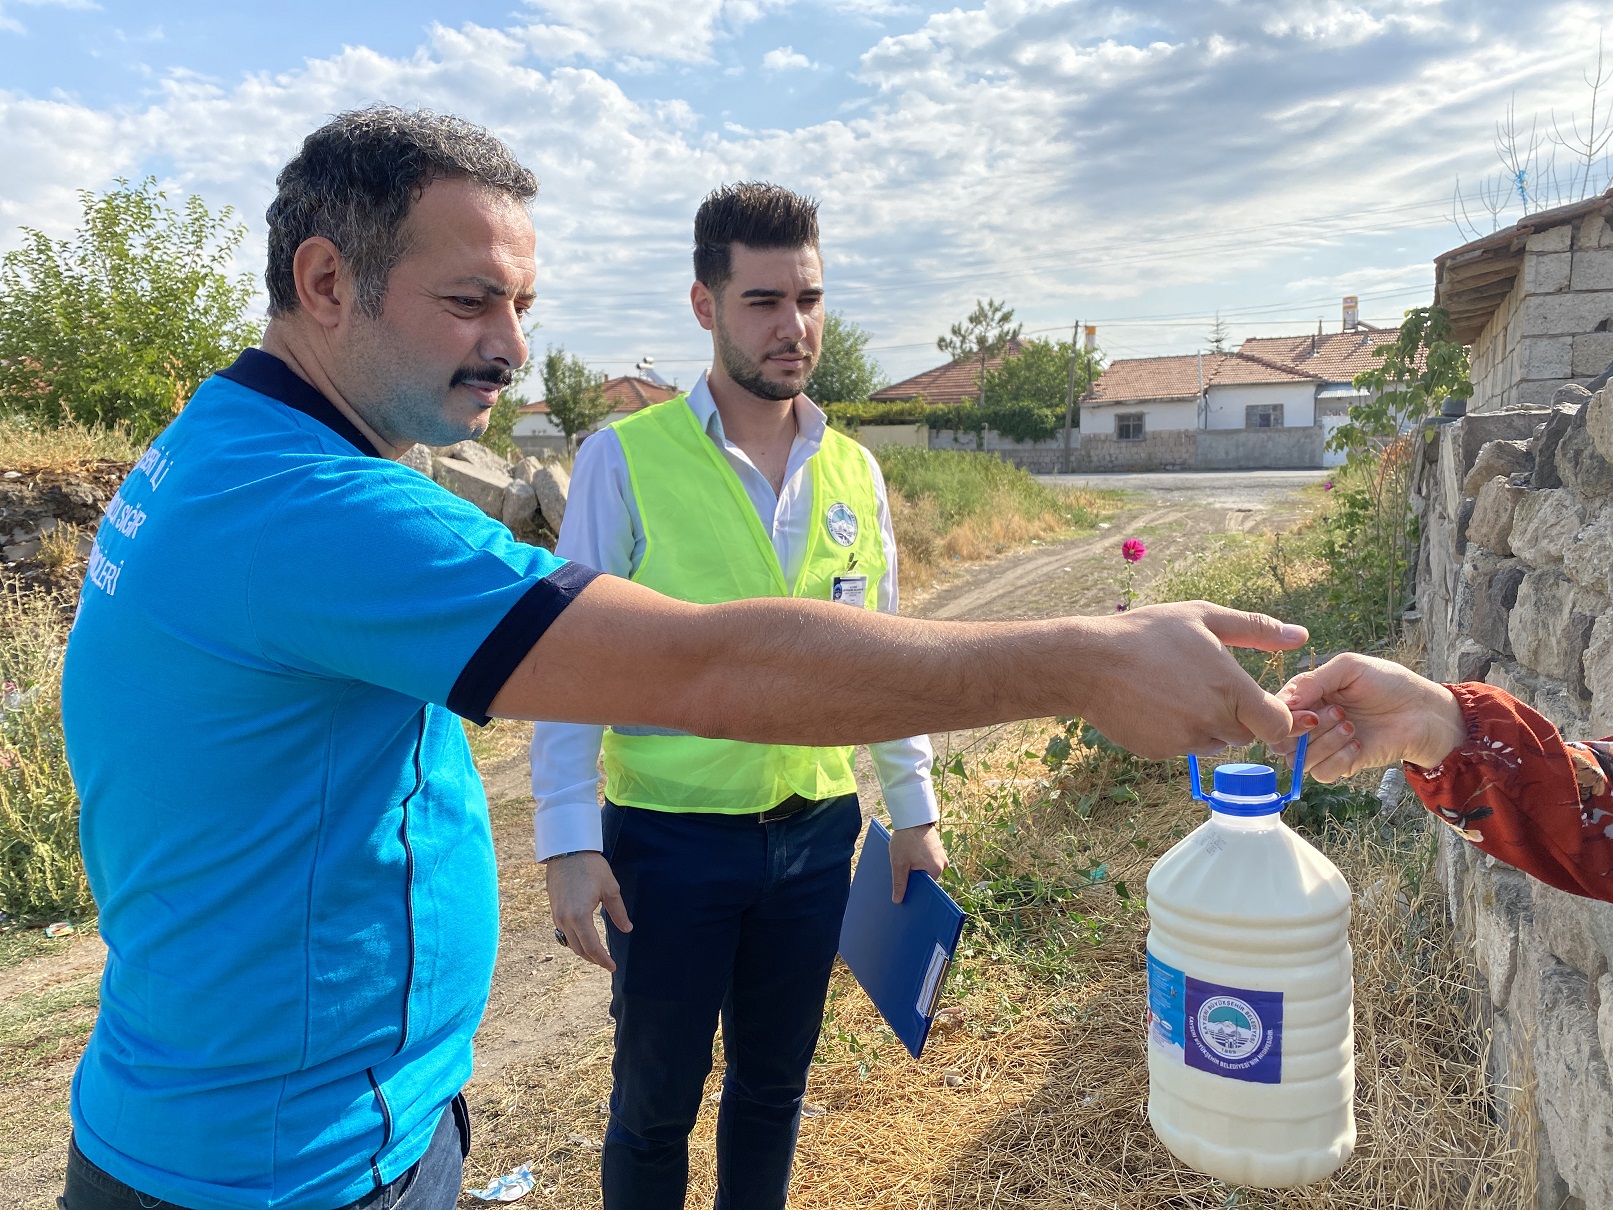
<box><xmin>600</xmin><ymin>794</ymin><xmax>862</xmax><ymax>1210</ymax></box>
<box><xmin>59</xmin><ymin>1095</ymin><xmax>469</xmax><ymax>1210</ymax></box>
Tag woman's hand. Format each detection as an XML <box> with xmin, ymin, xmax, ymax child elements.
<box><xmin>1275</xmin><ymin>653</ymin><xmax>1467</xmax><ymax>782</ymax></box>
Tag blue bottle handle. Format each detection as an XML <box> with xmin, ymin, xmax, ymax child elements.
<box><xmin>1187</xmin><ymin>733</ymin><xmax>1308</xmax><ymax>806</ymax></box>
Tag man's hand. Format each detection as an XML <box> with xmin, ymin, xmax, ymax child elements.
<box><xmin>888</xmin><ymin>821</ymin><xmax>947</xmax><ymax>904</ymax></box>
<box><xmin>1080</xmin><ymin>602</ymin><xmax>1309</xmax><ymax>759</ymax></box>
<box><xmin>1274</xmin><ymin>653</ymin><xmax>1467</xmax><ymax>782</ymax></box>
<box><xmin>545</xmin><ymin>851</ymin><xmax>632</xmax><ymax>971</ymax></box>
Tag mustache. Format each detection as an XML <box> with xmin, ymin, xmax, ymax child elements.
<box><xmin>765</xmin><ymin>343</ymin><xmax>809</xmax><ymax>359</ymax></box>
<box><xmin>451</xmin><ymin>364</ymin><xmax>517</xmax><ymax>389</ymax></box>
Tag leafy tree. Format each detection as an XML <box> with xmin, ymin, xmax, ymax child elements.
<box><xmin>541</xmin><ymin>346</ymin><xmax>611</xmax><ymax>451</ymax></box>
<box><xmin>937</xmin><ymin>298</ymin><xmax>1021</xmax><ymax>408</ymax></box>
<box><xmin>1322</xmin><ymin>305</ymin><xmax>1474</xmax><ymax>641</ymax></box>
<box><xmin>1334</xmin><ymin>305</ymin><xmax>1472</xmax><ymax>455</ymax></box>
<box><xmin>0</xmin><ymin>178</ymin><xmax>260</xmax><ymax>440</ymax></box>
<box><xmin>806</xmin><ymin>310</ymin><xmax>886</xmax><ymax>404</ymax></box>
<box><xmin>980</xmin><ymin>338</ymin><xmax>1104</xmax><ymax>418</ymax></box>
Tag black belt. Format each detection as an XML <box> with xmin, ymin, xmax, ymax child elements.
<box><xmin>757</xmin><ymin>793</ymin><xmax>828</xmax><ymax>823</ymax></box>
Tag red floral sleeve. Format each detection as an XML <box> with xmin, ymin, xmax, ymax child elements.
<box><xmin>1405</xmin><ymin>682</ymin><xmax>1613</xmax><ymax>902</ymax></box>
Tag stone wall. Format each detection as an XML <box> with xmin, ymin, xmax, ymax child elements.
<box><xmin>1410</xmin><ymin>386</ymin><xmax>1613</xmax><ymax>1208</ymax></box>
<box><xmin>1469</xmin><ymin>209</ymin><xmax>1613</xmax><ymax>413</ymax></box>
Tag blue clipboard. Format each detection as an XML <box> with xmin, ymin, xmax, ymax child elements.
<box><xmin>837</xmin><ymin>819</ymin><xmax>967</xmax><ymax>1059</ymax></box>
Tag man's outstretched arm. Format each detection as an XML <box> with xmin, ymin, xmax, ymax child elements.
<box><xmin>491</xmin><ymin>573</ymin><xmax>1305</xmax><ymax>758</ymax></box>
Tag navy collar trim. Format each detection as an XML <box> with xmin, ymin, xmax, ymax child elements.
<box><xmin>216</xmin><ymin>348</ymin><xmax>382</xmax><ymax>459</ymax></box>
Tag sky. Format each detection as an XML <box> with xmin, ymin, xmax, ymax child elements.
<box><xmin>2</xmin><ymin>0</ymin><xmax>1610</xmax><ymax>385</ymax></box>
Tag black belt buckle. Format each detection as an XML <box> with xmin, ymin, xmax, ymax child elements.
<box><xmin>758</xmin><ymin>793</ymin><xmax>817</xmax><ymax>823</ymax></box>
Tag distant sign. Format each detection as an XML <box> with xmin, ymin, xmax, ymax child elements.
<box><xmin>1342</xmin><ymin>296</ymin><xmax>1359</xmax><ymax>329</ymax></box>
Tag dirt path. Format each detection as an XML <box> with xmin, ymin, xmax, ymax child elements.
<box><xmin>0</xmin><ymin>472</ymin><xmax>1321</xmax><ymax>1208</ymax></box>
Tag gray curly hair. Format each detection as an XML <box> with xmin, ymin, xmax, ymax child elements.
<box><xmin>265</xmin><ymin>106</ymin><xmax>538</xmax><ymax>318</ymax></box>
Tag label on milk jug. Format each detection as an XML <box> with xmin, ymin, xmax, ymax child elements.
<box><xmin>1147</xmin><ymin>954</ymin><xmax>1283</xmax><ymax>1084</ymax></box>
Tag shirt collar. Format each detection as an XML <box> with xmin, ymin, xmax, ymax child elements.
<box><xmin>684</xmin><ymin>369</ymin><xmax>827</xmax><ymax>450</ymax></box>
<box><xmin>215</xmin><ymin>348</ymin><xmax>382</xmax><ymax>459</ymax></box>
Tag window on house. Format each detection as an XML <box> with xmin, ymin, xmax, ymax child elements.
<box><xmin>1116</xmin><ymin>413</ymin><xmax>1145</xmax><ymax>441</ymax></box>
<box><xmin>1246</xmin><ymin>404</ymin><xmax>1284</xmax><ymax>429</ymax></box>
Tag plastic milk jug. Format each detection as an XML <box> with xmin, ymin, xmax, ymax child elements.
<box><xmin>1144</xmin><ymin>737</ymin><xmax>1356</xmax><ymax>1188</ymax></box>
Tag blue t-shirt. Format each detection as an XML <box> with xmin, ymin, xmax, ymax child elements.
<box><xmin>61</xmin><ymin>350</ymin><xmax>596</xmax><ymax>1210</ymax></box>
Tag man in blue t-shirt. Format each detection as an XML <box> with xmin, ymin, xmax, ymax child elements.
<box><xmin>61</xmin><ymin>109</ymin><xmax>1310</xmax><ymax>1210</ymax></box>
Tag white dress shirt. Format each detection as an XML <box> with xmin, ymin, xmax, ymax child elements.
<box><xmin>530</xmin><ymin>372</ymin><xmax>939</xmax><ymax>861</ymax></box>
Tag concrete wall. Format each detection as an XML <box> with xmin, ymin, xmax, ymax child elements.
<box><xmin>1469</xmin><ymin>211</ymin><xmax>1613</xmax><ymax>414</ymax></box>
<box><xmin>1071</xmin><ymin>428</ymin><xmax>1197</xmax><ymax>472</ymax></box>
<box><xmin>1409</xmin><ymin>388</ymin><xmax>1613</xmax><ymax>1208</ymax></box>
<box><xmin>1194</xmin><ymin>424</ymin><xmax>1324</xmax><ymax>469</ymax></box>
<box><xmin>1203</xmin><ymin>380</ymin><xmax>1318</xmax><ymax>430</ymax></box>
<box><xmin>853</xmin><ymin>423</ymin><xmax>928</xmax><ymax>448</ymax></box>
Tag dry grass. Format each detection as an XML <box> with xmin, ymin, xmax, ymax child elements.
<box><xmin>0</xmin><ymin>417</ymin><xmax>143</xmax><ymax>472</ymax></box>
<box><xmin>888</xmin><ymin>483</ymin><xmax>1117</xmax><ymax>585</ymax></box>
<box><xmin>461</xmin><ymin>721</ymin><xmax>1528</xmax><ymax>1209</ymax></box>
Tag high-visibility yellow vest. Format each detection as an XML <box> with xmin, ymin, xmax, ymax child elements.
<box><xmin>600</xmin><ymin>396</ymin><xmax>888</xmax><ymax>813</ymax></box>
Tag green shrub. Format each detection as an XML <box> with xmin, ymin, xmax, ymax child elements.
<box><xmin>0</xmin><ymin>590</ymin><xmax>89</xmax><ymax>923</ymax></box>
<box><xmin>0</xmin><ymin>178</ymin><xmax>261</xmax><ymax>441</ymax></box>
<box><xmin>876</xmin><ymin>446</ymin><xmax>1078</xmax><ymax>529</ymax></box>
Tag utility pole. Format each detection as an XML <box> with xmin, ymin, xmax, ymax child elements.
<box><xmin>1062</xmin><ymin>320</ymin><xmax>1080</xmax><ymax>474</ymax></box>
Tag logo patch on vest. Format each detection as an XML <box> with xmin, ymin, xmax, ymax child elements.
<box><xmin>825</xmin><ymin>501</ymin><xmax>858</xmax><ymax>547</ymax></box>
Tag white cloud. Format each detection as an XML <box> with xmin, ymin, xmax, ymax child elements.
<box><xmin>0</xmin><ymin>0</ymin><xmax>97</xmax><ymax>35</ymax></box>
<box><xmin>519</xmin><ymin>0</ymin><xmax>787</xmax><ymax>64</ymax></box>
<box><xmin>762</xmin><ymin>45</ymin><xmax>814</xmax><ymax>71</ymax></box>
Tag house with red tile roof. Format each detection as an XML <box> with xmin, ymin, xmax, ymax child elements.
<box><xmin>1077</xmin><ymin>326</ymin><xmax>1395</xmax><ymax>471</ymax></box>
<box><xmin>512</xmin><ymin>374</ymin><xmax>682</xmax><ymax>455</ymax></box>
<box><xmin>869</xmin><ymin>339</ymin><xmax>1026</xmax><ymax>405</ymax></box>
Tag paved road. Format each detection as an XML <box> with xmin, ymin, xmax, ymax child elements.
<box><xmin>1038</xmin><ymin>468</ymin><xmax>1333</xmax><ymax>510</ymax></box>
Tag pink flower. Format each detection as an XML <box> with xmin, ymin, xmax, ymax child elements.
<box><xmin>1323</xmin><ymin>480</ymin><xmax>1334</xmax><ymax>492</ymax></box>
<box><xmin>1121</xmin><ymin>538</ymin><xmax>1146</xmax><ymax>564</ymax></box>
<box><xmin>1115</xmin><ymin>602</ymin><xmax>1129</xmax><ymax>612</ymax></box>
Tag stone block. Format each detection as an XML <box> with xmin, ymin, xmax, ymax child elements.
<box><xmin>1524</xmin><ymin>291</ymin><xmax>1613</xmax><ymax>337</ymax></box>
<box><xmin>1463</xmin><ymin>440</ymin><xmax>1534</xmax><ymax>497</ymax></box>
<box><xmin>1576</xmin><ymin>334</ymin><xmax>1613</xmax><ymax>379</ymax></box>
<box><xmin>1511</xmin><ymin>568</ymin><xmax>1590</xmax><ymax>684</ymax></box>
<box><xmin>1533</xmin><ymin>957</ymin><xmax>1613</xmax><ymax>1209</ymax></box>
<box><xmin>1476</xmin><ymin>866</ymin><xmax>1534</xmax><ymax>1010</ymax></box>
<box><xmin>1580</xmin><ymin>209</ymin><xmax>1613</xmax><ymax>250</ymax></box>
<box><xmin>1572</xmin><ymin>247</ymin><xmax>1613</xmax><ymax>292</ymax></box>
<box><xmin>1455</xmin><ymin>494</ymin><xmax>1475</xmax><ymax>555</ymax></box>
<box><xmin>1488</xmin><ymin>658</ymin><xmax>1541</xmax><ymax>709</ymax></box>
<box><xmin>512</xmin><ymin>456</ymin><xmax>548</xmax><ymax>486</ymax></box>
<box><xmin>1520</xmin><ymin>378</ymin><xmax>1576</xmax><ymax>407</ymax></box>
<box><xmin>1452</xmin><ymin>637</ymin><xmax>1495</xmax><ymax>683</ymax></box>
<box><xmin>1522</xmin><ymin>335</ymin><xmax>1575</xmax><ymax>379</ymax></box>
<box><xmin>1477</xmin><ymin>558</ymin><xmax>1522</xmax><ymax>655</ymax></box>
<box><xmin>1590</xmin><ymin>388</ymin><xmax>1613</xmax><ymax>466</ymax></box>
<box><xmin>433</xmin><ymin>456</ymin><xmax>508</xmax><ymax>519</ymax></box>
<box><xmin>1585</xmin><ymin>616</ymin><xmax>1613</xmax><ymax>735</ymax></box>
<box><xmin>1454</xmin><ymin>547</ymin><xmax>1506</xmax><ymax>632</ymax></box>
<box><xmin>1535</xmin><ymin>684</ymin><xmax>1592</xmax><ymax>737</ymax></box>
<box><xmin>1529</xmin><ymin>225</ymin><xmax>1574</xmax><ymax>253</ymax></box>
<box><xmin>1467</xmin><ymin>476</ymin><xmax>1527</xmax><ymax>555</ymax></box>
<box><xmin>1525</xmin><ymin>251</ymin><xmax>1573</xmax><ymax>294</ymax></box>
<box><xmin>530</xmin><ymin>461</ymin><xmax>570</xmax><ymax>533</ymax></box>
<box><xmin>1533</xmin><ymin>881</ymin><xmax>1611</xmax><ymax>978</ymax></box>
<box><xmin>1557</xmin><ymin>423</ymin><xmax>1613</xmax><ymax>499</ymax></box>
<box><xmin>1511</xmin><ymin>488</ymin><xmax>1586</xmax><ymax>564</ymax></box>
<box><xmin>1565</xmin><ymin>498</ymin><xmax>1613</xmax><ymax>589</ymax></box>
<box><xmin>440</xmin><ymin>440</ymin><xmax>513</xmax><ymax>480</ymax></box>
<box><xmin>1535</xmin><ymin>404</ymin><xmax>1584</xmax><ymax>489</ymax></box>
<box><xmin>1554</xmin><ymin>382</ymin><xmax>1596</xmax><ymax>408</ymax></box>
<box><xmin>398</xmin><ymin>443</ymin><xmax>435</xmax><ymax>478</ymax></box>
<box><xmin>501</xmin><ymin>478</ymin><xmax>536</xmax><ymax>530</ymax></box>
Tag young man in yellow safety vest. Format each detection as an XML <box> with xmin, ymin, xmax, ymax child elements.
<box><xmin>531</xmin><ymin>182</ymin><xmax>948</xmax><ymax>1209</ymax></box>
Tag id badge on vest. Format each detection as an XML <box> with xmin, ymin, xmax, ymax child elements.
<box><xmin>832</xmin><ymin>575</ymin><xmax>868</xmax><ymax>607</ymax></box>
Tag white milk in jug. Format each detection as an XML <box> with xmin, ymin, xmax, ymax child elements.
<box><xmin>1144</xmin><ymin>740</ymin><xmax>1355</xmax><ymax>1189</ymax></box>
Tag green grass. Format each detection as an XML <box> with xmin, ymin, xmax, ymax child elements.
<box><xmin>0</xmin><ymin>587</ymin><xmax>91</xmax><ymax>923</ymax></box>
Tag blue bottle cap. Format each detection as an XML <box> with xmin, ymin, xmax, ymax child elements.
<box><xmin>1186</xmin><ymin>735</ymin><xmax>1307</xmax><ymax>817</ymax></box>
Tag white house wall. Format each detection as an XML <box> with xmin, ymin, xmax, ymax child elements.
<box><xmin>1080</xmin><ymin>397</ymin><xmax>1198</xmax><ymax>433</ymax></box>
<box><xmin>1203</xmin><ymin>381</ymin><xmax>1316</xmax><ymax>429</ymax></box>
